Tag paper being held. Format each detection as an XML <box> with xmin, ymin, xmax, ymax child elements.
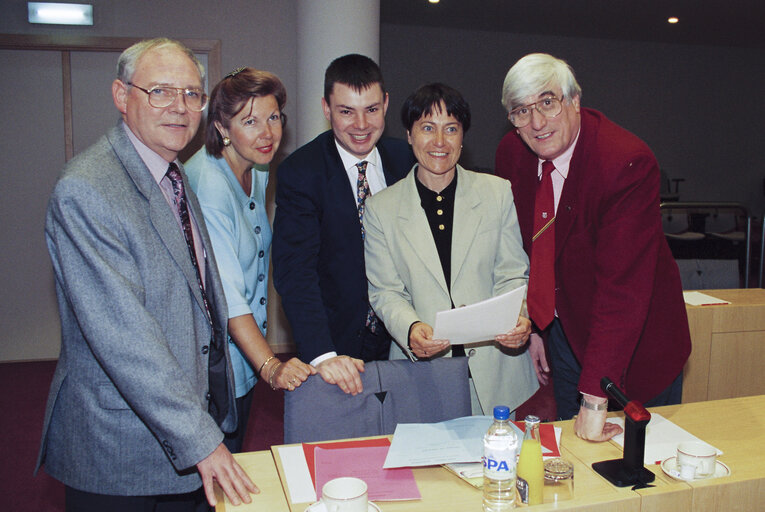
<box><xmin>432</xmin><ymin>285</ymin><xmax>526</xmax><ymax>345</ymax></box>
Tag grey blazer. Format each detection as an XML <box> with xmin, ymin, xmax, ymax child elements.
<box><xmin>36</xmin><ymin>122</ymin><xmax>236</xmax><ymax>495</ymax></box>
<box><xmin>365</xmin><ymin>165</ymin><xmax>539</xmax><ymax>412</ymax></box>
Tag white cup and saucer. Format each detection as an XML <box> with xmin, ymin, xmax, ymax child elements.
<box><xmin>305</xmin><ymin>477</ymin><xmax>381</xmax><ymax>512</ymax></box>
<box><xmin>661</xmin><ymin>441</ymin><xmax>730</xmax><ymax>481</ymax></box>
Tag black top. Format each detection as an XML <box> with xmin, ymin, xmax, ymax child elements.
<box><xmin>415</xmin><ymin>168</ymin><xmax>465</xmax><ymax>358</ymax></box>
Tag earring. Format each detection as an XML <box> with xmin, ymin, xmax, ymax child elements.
<box><xmin>222</xmin><ymin>137</ymin><xmax>231</xmax><ymax>146</ymax></box>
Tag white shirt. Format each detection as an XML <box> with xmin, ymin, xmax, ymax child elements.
<box><xmin>310</xmin><ymin>141</ymin><xmax>388</xmax><ymax>368</ymax></box>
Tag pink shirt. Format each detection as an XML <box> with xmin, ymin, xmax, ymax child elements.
<box><xmin>536</xmin><ymin>129</ymin><xmax>581</xmax><ymax>214</ymax></box>
<box><xmin>123</xmin><ymin>124</ymin><xmax>206</xmax><ymax>285</ymax></box>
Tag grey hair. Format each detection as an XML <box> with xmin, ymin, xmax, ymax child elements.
<box><xmin>501</xmin><ymin>53</ymin><xmax>582</xmax><ymax>112</ymax></box>
<box><xmin>116</xmin><ymin>37</ymin><xmax>205</xmax><ymax>83</ymax></box>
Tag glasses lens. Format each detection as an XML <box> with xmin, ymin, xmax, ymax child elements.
<box><xmin>539</xmin><ymin>98</ymin><xmax>562</xmax><ymax>117</ymax></box>
<box><xmin>510</xmin><ymin>108</ymin><xmax>530</xmax><ymax>128</ymax></box>
<box><xmin>183</xmin><ymin>89</ymin><xmax>208</xmax><ymax>111</ymax></box>
<box><xmin>146</xmin><ymin>87</ymin><xmax>207</xmax><ymax>111</ymax></box>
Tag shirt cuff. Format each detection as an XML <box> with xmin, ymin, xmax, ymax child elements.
<box><xmin>310</xmin><ymin>351</ymin><xmax>338</xmax><ymax>367</ymax></box>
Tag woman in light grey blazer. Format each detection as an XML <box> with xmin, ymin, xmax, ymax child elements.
<box><xmin>364</xmin><ymin>83</ymin><xmax>538</xmax><ymax>415</ymax></box>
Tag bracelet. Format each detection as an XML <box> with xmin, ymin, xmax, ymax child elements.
<box><xmin>268</xmin><ymin>361</ymin><xmax>283</xmax><ymax>391</ymax></box>
<box><xmin>258</xmin><ymin>355</ymin><xmax>276</xmax><ymax>376</ymax></box>
<box><xmin>581</xmin><ymin>397</ymin><xmax>608</xmax><ymax>411</ymax></box>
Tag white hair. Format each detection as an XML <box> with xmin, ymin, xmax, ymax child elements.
<box><xmin>116</xmin><ymin>37</ymin><xmax>204</xmax><ymax>83</ymax></box>
<box><xmin>501</xmin><ymin>53</ymin><xmax>582</xmax><ymax>111</ymax></box>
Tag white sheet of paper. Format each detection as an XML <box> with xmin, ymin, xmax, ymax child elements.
<box><xmin>277</xmin><ymin>445</ymin><xmax>317</xmax><ymax>504</ymax></box>
<box><xmin>682</xmin><ymin>291</ymin><xmax>730</xmax><ymax>306</ymax></box>
<box><xmin>609</xmin><ymin>412</ymin><xmax>722</xmax><ymax>465</ymax></box>
<box><xmin>383</xmin><ymin>416</ymin><xmax>523</xmax><ymax>468</ymax></box>
<box><xmin>432</xmin><ymin>285</ymin><xmax>526</xmax><ymax>345</ymax></box>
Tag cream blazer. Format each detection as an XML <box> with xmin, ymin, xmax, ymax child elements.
<box><xmin>364</xmin><ymin>165</ymin><xmax>539</xmax><ymax>412</ymax></box>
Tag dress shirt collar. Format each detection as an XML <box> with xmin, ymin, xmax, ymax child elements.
<box><xmin>122</xmin><ymin>123</ymin><xmax>180</xmax><ymax>184</ymax></box>
<box><xmin>335</xmin><ymin>138</ymin><xmax>380</xmax><ymax>172</ymax></box>
<box><xmin>537</xmin><ymin>128</ymin><xmax>581</xmax><ymax>181</ymax></box>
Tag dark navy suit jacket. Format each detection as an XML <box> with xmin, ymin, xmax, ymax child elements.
<box><xmin>273</xmin><ymin>130</ymin><xmax>414</xmax><ymax>363</ymax></box>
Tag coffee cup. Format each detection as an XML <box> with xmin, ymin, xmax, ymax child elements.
<box><xmin>321</xmin><ymin>477</ymin><xmax>368</xmax><ymax>512</ymax></box>
<box><xmin>676</xmin><ymin>441</ymin><xmax>716</xmax><ymax>480</ymax></box>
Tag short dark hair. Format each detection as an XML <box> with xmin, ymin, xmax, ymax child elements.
<box><xmin>204</xmin><ymin>67</ymin><xmax>287</xmax><ymax>157</ymax></box>
<box><xmin>323</xmin><ymin>54</ymin><xmax>385</xmax><ymax>102</ymax></box>
<box><xmin>400</xmin><ymin>83</ymin><xmax>471</xmax><ymax>133</ymax></box>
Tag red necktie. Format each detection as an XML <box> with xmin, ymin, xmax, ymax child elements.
<box><xmin>528</xmin><ymin>160</ymin><xmax>556</xmax><ymax>330</ymax></box>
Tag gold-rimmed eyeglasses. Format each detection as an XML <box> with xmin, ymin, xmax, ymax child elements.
<box><xmin>127</xmin><ymin>82</ymin><xmax>208</xmax><ymax>112</ymax></box>
<box><xmin>509</xmin><ymin>96</ymin><xmax>564</xmax><ymax>128</ymax></box>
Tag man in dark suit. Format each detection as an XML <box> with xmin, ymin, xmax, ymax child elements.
<box><xmin>495</xmin><ymin>53</ymin><xmax>691</xmax><ymax>441</ymax></box>
<box><xmin>273</xmin><ymin>54</ymin><xmax>414</xmax><ymax>395</ymax></box>
<box><xmin>37</xmin><ymin>38</ymin><xmax>256</xmax><ymax>510</ymax></box>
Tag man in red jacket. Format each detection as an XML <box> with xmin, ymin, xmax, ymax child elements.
<box><xmin>495</xmin><ymin>53</ymin><xmax>691</xmax><ymax>441</ymax></box>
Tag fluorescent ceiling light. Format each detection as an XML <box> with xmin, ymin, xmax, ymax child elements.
<box><xmin>28</xmin><ymin>2</ymin><xmax>93</xmax><ymax>25</ymax></box>
<box><xmin>667</xmin><ymin>17</ymin><xmax>679</xmax><ymax>24</ymax></box>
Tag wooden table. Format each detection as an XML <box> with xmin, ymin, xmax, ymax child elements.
<box><xmin>683</xmin><ymin>288</ymin><xmax>765</xmax><ymax>402</ymax></box>
<box><xmin>214</xmin><ymin>451</ymin><xmax>290</xmax><ymax>512</ymax></box>
<box><xmin>224</xmin><ymin>396</ymin><xmax>765</xmax><ymax>511</ymax></box>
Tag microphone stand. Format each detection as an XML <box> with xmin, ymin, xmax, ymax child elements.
<box><xmin>591</xmin><ymin>377</ymin><xmax>655</xmax><ymax>487</ymax></box>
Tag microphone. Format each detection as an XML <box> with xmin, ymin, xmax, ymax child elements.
<box><xmin>600</xmin><ymin>377</ymin><xmax>650</xmax><ymax>423</ymax></box>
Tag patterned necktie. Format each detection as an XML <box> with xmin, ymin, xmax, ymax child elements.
<box><xmin>356</xmin><ymin>161</ymin><xmax>379</xmax><ymax>333</ymax></box>
<box><xmin>166</xmin><ymin>163</ymin><xmax>211</xmax><ymax>320</ymax></box>
<box><xmin>528</xmin><ymin>160</ymin><xmax>556</xmax><ymax>330</ymax></box>
<box><xmin>356</xmin><ymin>161</ymin><xmax>371</xmax><ymax>239</ymax></box>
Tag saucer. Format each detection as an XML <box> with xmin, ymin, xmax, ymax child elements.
<box><xmin>661</xmin><ymin>456</ymin><xmax>730</xmax><ymax>481</ymax></box>
<box><xmin>304</xmin><ymin>501</ymin><xmax>381</xmax><ymax>512</ymax></box>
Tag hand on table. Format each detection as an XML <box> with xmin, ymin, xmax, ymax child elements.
<box><xmin>197</xmin><ymin>442</ymin><xmax>258</xmax><ymax>507</ymax></box>
<box><xmin>272</xmin><ymin>357</ymin><xmax>317</xmax><ymax>391</ymax></box>
<box><xmin>574</xmin><ymin>401</ymin><xmax>623</xmax><ymax>442</ymax></box>
<box><xmin>315</xmin><ymin>355</ymin><xmax>365</xmax><ymax>395</ymax></box>
<box><xmin>495</xmin><ymin>316</ymin><xmax>531</xmax><ymax>349</ymax></box>
<box><xmin>408</xmin><ymin>322</ymin><xmax>450</xmax><ymax>359</ymax></box>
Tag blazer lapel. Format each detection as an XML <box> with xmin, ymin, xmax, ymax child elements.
<box><xmin>451</xmin><ymin>167</ymin><xmax>482</xmax><ymax>286</ymax></box>
<box><xmin>107</xmin><ymin>124</ymin><xmax>207</xmax><ymax>313</ymax></box>
<box><xmin>555</xmin><ymin>121</ymin><xmax>591</xmax><ymax>261</ymax></box>
<box><xmin>323</xmin><ymin>135</ymin><xmax>363</xmax><ymax>221</ymax></box>
<box><xmin>398</xmin><ymin>171</ymin><xmax>450</xmax><ymax>295</ymax></box>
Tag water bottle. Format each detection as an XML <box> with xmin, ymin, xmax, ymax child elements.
<box><xmin>482</xmin><ymin>405</ymin><xmax>519</xmax><ymax>511</ymax></box>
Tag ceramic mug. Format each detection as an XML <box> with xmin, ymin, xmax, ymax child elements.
<box><xmin>321</xmin><ymin>477</ymin><xmax>368</xmax><ymax>512</ymax></box>
<box><xmin>677</xmin><ymin>441</ymin><xmax>716</xmax><ymax>479</ymax></box>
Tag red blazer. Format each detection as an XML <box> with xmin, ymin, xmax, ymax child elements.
<box><xmin>495</xmin><ymin>108</ymin><xmax>691</xmax><ymax>402</ymax></box>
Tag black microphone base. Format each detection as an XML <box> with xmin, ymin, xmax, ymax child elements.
<box><xmin>592</xmin><ymin>459</ymin><xmax>655</xmax><ymax>487</ymax></box>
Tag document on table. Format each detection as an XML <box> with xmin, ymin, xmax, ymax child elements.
<box><xmin>314</xmin><ymin>446</ymin><xmax>420</xmax><ymax>500</ymax></box>
<box><xmin>609</xmin><ymin>412</ymin><xmax>722</xmax><ymax>465</ymax></box>
<box><xmin>277</xmin><ymin>438</ymin><xmax>420</xmax><ymax>504</ymax></box>
<box><xmin>683</xmin><ymin>291</ymin><xmax>730</xmax><ymax>306</ymax></box>
<box><xmin>383</xmin><ymin>416</ymin><xmax>523</xmax><ymax>469</ymax></box>
<box><xmin>432</xmin><ymin>285</ymin><xmax>526</xmax><ymax>345</ymax></box>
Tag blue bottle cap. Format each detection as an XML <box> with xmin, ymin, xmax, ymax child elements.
<box><xmin>493</xmin><ymin>405</ymin><xmax>510</xmax><ymax>420</ymax></box>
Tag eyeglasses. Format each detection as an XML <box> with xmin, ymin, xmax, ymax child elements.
<box><xmin>509</xmin><ymin>96</ymin><xmax>564</xmax><ymax>128</ymax></box>
<box><xmin>127</xmin><ymin>82</ymin><xmax>208</xmax><ymax>112</ymax></box>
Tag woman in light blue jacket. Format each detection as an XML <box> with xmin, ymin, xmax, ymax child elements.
<box><xmin>186</xmin><ymin>68</ymin><xmax>314</xmax><ymax>452</ymax></box>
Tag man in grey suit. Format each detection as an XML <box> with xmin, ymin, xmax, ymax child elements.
<box><xmin>36</xmin><ymin>38</ymin><xmax>257</xmax><ymax>511</ymax></box>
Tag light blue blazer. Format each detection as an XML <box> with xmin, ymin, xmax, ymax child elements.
<box><xmin>36</xmin><ymin>122</ymin><xmax>236</xmax><ymax>495</ymax></box>
<box><xmin>365</xmin><ymin>165</ymin><xmax>539</xmax><ymax>412</ymax></box>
